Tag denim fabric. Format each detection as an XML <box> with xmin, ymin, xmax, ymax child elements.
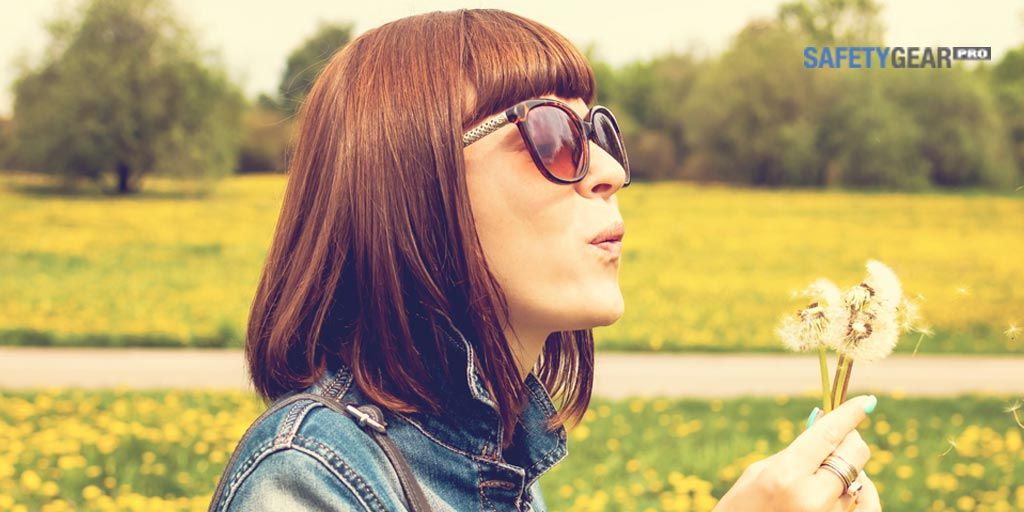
<box><xmin>209</xmin><ymin>315</ymin><xmax>568</xmax><ymax>511</ymax></box>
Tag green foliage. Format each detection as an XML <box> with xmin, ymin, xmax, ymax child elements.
<box><xmin>816</xmin><ymin>71</ymin><xmax>930</xmax><ymax>190</ymax></box>
<box><xmin>989</xmin><ymin>47</ymin><xmax>1024</xmax><ymax>182</ymax></box>
<box><xmin>683</xmin><ymin>20</ymin><xmax>824</xmax><ymax>186</ymax></box>
<box><xmin>275</xmin><ymin>22</ymin><xmax>353</xmax><ymax>116</ymax></box>
<box><xmin>778</xmin><ymin>0</ymin><xmax>885</xmax><ymax>45</ymax></box>
<box><xmin>887</xmin><ymin>67</ymin><xmax>1018</xmax><ymax>188</ymax></box>
<box><xmin>237</xmin><ymin>106</ymin><xmax>294</xmax><ymax>173</ymax></box>
<box><xmin>10</xmin><ymin>0</ymin><xmax>245</xmax><ymax>194</ymax></box>
<box><xmin>0</xmin><ymin>116</ymin><xmax>13</xmax><ymax>169</ymax></box>
<box><xmin>589</xmin><ymin>0</ymin><xmax>1024</xmax><ymax>190</ymax></box>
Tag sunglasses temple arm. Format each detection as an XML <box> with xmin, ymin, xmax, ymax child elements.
<box><xmin>462</xmin><ymin>112</ymin><xmax>511</xmax><ymax>148</ymax></box>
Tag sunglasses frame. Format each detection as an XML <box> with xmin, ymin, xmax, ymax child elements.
<box><xmin>462</xmin><ymin>98</ymin><xmax>631</xmax><ymax>187</ymax></box>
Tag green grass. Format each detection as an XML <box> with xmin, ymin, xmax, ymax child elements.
<box><xmin>2</xmin><ymin>171</ymin><xmax>1022</xmax><ymax>353</ymax></box>
<box><xmin>1</xmin><ymin>389</ymin><xmax>1021</xmax><ymax>511</ymax></box>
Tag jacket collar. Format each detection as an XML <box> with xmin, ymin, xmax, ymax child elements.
<box><xmin>309</xmin><ymin>308</ymin><xmax>568</xmax><ymax>489</ymax></box>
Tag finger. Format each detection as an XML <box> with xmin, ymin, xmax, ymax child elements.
<box><xmin>808</xmin><ymin>429</ymin><xmax>870</xmax><ymax>501</ymax></box>
<box><xmin>826</xmin><ymin>472</ymin><xmax>872</xmax><ymax>512</ymax></box>
<box><xmin>780</xmin><ymin>395</ymin><xmax>877</xmax><ymax>474</ymax></box>
<box><xmin>805</xmin><ymin>406</ymin><xmax>825</xmax><ymax>430</ymax></box>
<box><xmin>855</xmin><ymin>472</ymin><xmax>881</xmax><ymax>512</ymax></box>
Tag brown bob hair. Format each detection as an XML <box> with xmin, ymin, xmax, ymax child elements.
<box><xmin>246</xmin><ymin>8</ymin><xmax>596</xmax><ymax>448</ymax></box>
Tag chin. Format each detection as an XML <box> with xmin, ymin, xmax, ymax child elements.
<box><xmin>562</xmin><ymin>295</ymin><xmax>625</xmax><ymax>330</ymax></box>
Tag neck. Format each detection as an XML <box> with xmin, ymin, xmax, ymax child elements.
<box><xmin>505</xmin><ymin>323</ymin><xmax>550</xmax><ymax>382</ymax></box>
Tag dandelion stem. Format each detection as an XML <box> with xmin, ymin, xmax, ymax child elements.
<box><xmin>839</xmin><ymin>360</ymin><xmax>854</xmax><ymax>405</ymax></box>
<box><xmin>818</xmin><ymin>346</ymin><xmax>832</xmax><ymax>412</ymax></box>
<box><xmin>831</xmin><ymin>355</ymin><xmax>854</xmax><ymax>409</ymax></box>
<box><xmin>831</xmin><ymin>354</ymin><xmax>846</xmax><ymax>410</ymax></box>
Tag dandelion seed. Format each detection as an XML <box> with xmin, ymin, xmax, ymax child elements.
<box><xmin>1005</xmin><ymin>401</ymin><xmax>1024</xmax><ymax>428</ymax></box>
<box><xmin>896</xmin><ymin>296</ymin><xmax>923</xmax><ymax>333</ymax></box>
<box><xmin>939</xmin><ymin>436</ymin><xmax>958</xmax><ymax>457</ymax></box>
<box><xmin>1005</xmin><ymin>323</ymin><xmax>1020</xmax><ymax>342</ymax></box>
<box><xmin>1003</xmin><ymin>400</ymin><xmax>1022</xmax><ymax>414</ymax></box>
<box><xmin>911</xmin><ymin>325</ymin><xmax>934</xmax><ymax>356</ymax></box>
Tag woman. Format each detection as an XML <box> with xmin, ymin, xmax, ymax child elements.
<box><xmin>208</xmin><ymin>8</ymin><xmax>881</xmax><ymax>512</ymax></box>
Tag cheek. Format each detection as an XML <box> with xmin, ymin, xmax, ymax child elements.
<box><xmin>465</xmin><ymin>160</ymin><xmax>579</xmax><ymax>290</ymax></box>
<box><xmin>465</xmin><ymin>164</ymin><xmax>624</xmax><ymax>329</ymax></box>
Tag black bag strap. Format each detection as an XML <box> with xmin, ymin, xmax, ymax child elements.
<box><xmin>208</xmin><ymin>392</ymin><xmax>433</xmax><ymax>512</ymax></box>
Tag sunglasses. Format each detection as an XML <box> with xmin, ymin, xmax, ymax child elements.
<box><xmin>462</xmin><ymin>98</ymin><xmax>631</xmax><ymax>187</ymax></box>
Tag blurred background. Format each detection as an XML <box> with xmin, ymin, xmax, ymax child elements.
<box><xmin>0</xmin><ymin>0</ymin><xmax>1021</xmax><ymax>510</ymax></box>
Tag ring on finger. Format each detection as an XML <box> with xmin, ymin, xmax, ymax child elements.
<box><xmin>819</xmin><ymin>454</ymin><xmax>859</xmax><ymax>492</ymax></box>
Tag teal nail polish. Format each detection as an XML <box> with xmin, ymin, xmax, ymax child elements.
<box><xmin>863</xmin><ymin>395</ymin><xmax>878</xmax><ymax>414</ymax></box>
<box><xmin>806</xmin><ymin>407</ymin><xmax>821</xmax><ymax>429</ymax></box>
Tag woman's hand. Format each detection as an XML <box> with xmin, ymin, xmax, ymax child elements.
<box><xmin>713</xmin><ymin>395</ymin><xmax>882</xmax><ymax>512</ymax></box>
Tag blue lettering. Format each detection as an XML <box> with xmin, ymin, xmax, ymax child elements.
<box><xmin>804</xmin><ymin>47</ymin><xmax>818</xmax><ymax>68</ymax></box>
<box><xmin>819</xmin><ymin>47</ymin><xmax>835</xmax><ymax>68</ymax></box>
<box><xmin>849</xmin><ymin>47</ymin><xmax>862</xmax><ymax>68</ymax></box>
<box><xmin>876</xmin><ymin>47</ymin><xmax>890</xmax><ymax>68</ymax></box>
<box><xmin>835</xmin><ymin>47</ymin><xmax>848</xmax><ymax>67</ymax></box>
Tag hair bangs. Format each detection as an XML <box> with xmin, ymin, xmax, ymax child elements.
<box><xmin>461</xmin><ymin>9</ymin><xmax>595</xmax><ymax>129</ymax></box>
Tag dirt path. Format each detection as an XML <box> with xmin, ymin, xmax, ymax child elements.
<box><xmin>1</xmin><ymin>347</ymin><xmax>1021</xmax><ymax>397</ymax></box>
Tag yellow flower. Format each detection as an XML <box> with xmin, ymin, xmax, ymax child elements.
<box><xmin>19</xmin><ymin>470</ymin><xmax>41</xmax><ymax>491</ymax></box>
<box><xmin>82</xmin><ymin>485</ymin><xmax>103</xmax><ymax>501</ymax></box>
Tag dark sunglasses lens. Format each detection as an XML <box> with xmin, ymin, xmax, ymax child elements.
<box><xmin>523</xmin><ymin>106</ymin><xmax>583</xmax><ymax>181</ymax></box>
<box><xmin>593</xmin><ymin>111</ymin><xmax>629</xmax><ymax>180</ymax></box>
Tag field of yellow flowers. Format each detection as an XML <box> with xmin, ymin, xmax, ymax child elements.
<box><xmin>1</xmin><ymin>389</ymin><xmax>1021</xmax><ymax>511</ymax></box>
<box><xmin>1</xmin><ymin>171</ymin><xmax>1021</xmax><ymax>353</ymax></box>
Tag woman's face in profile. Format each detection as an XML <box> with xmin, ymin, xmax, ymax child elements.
<box><xmin>463</xmin><ymin>95</ymin><xmax>628</xmax><ymax>338</ymax></box>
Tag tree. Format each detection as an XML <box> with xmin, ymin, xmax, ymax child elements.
<box><xmin>888</xmin><ymin>66</ymin><xmax>1018</xmax><ymax>188</ymax></box>
<box><xmin>275</xmin><ymin>22</ymin><xmax>354</xmax><ymax>116</ymax></box>
<box><xmin>683</xmin><ymin>20</ymin><xmax>826</xmax><ymax>186</ymax></box>
<box><xmin>0</xmin><ymin>116</ymin><xmax>13</xmax><ymax>169</ymax></box>
<box><xmin>778</xmin><ymin>0</ymin><xmax>885</xmax><ymax>45</ymax></box>
<box><xmin>989</xmin><ymin>46</ymin><xmax>1024</xmax><ymax>181</ymax></box>
<box><xmin>816</xmin><ymin>71</ymin><xmax>930</xmax><ymax>190</ymax></box>
<box><xmin>585</xmin><ymin>46</ymin><xmax>703</xmax><ymax>181</ymax></box>
<box><xmin>11</xmin><ymin>0</ymin><xmax>244</xmax><ymax>194</ymax></box>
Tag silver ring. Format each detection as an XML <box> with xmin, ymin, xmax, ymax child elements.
<box><xmin>819</xmin><ymin>454</ymin><xmax>859</xmax><ymax>492</ymax></box>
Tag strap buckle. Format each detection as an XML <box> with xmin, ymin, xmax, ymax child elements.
<box><xmin>344</xmin><ymin>404</ymin><xmax>388</xmax><ymax>433</ymax></box>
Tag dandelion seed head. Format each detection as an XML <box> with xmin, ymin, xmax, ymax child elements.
<box><xmin>777</xmin><ymin>279</ymin><xmax>845</xmax><ymax>352</ymax></box>
<box><xmin>827</xmin><ymin>260</ymin><xmax>905</xmax><ymax>362</ymax></box>
<box><xmin>851</xmin><ymin>320</ymin><xmax>868</xmax><ymax>335</ymax></box>
<box><xmin>777</xmin><ymin>304</ymin><xmax>832</xmax><ymax>352</ymax></box>
<box><xmin>864</xmin><ymin>259</ymin><xmax>902</xmax><ymax>309</ymax></box>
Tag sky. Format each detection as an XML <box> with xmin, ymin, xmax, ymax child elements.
<box><xmin>0</xmin><ymin>0</ymin><xmax>1021</xmax><ymax>116</ymax></box>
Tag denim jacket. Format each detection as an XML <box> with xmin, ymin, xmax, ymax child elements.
<box><xmin>209</xmin><ymin>315</ymin><xmax>568</xmax><ymax>511</ymax></box>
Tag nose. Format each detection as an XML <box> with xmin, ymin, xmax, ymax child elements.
<box><xmin>577</xmin><ymin>140</ymin><xmax>628</xmax><ymax>198</ymax></box>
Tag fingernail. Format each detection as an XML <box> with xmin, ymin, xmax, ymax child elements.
<box><xmin>806</xmin><ymin>406</ymin><xmax>821</xmax><ymax>429</ymax></box>
<box><xmin>863</xmin><ymin>395</ymin><xmax>878</xmax><ymax>414</ymax></box>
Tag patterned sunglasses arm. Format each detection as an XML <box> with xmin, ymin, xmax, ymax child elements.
<box><xmin>462</xmin><ymin>112</ymin><xmax>512</xmax><ymax>147</ymax></box>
